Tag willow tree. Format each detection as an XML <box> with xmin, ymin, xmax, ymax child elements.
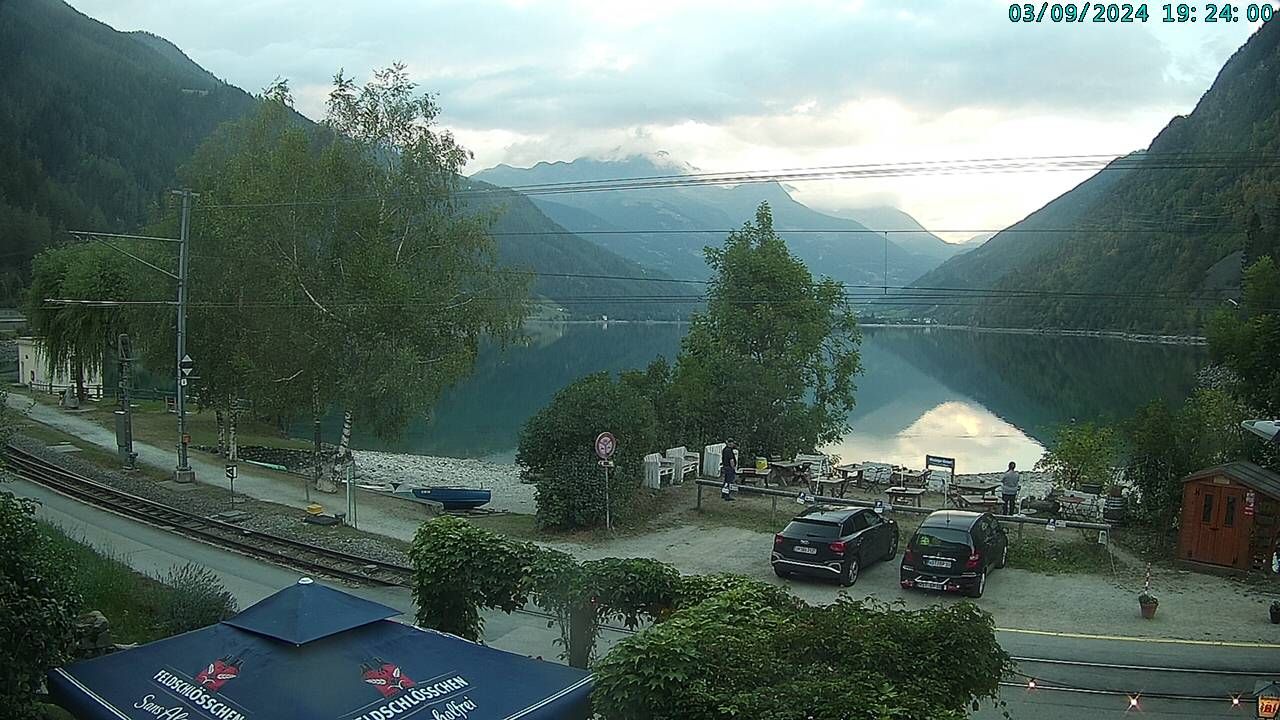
<box><xmin>181</xmin><ymin>71</ymin><xmax>527</xmax><ymax>491</ymax></box>
<box><xmin>666</xmin><ymin>203</ymin><xmax>861</xmax><ymax>458</ymax></box>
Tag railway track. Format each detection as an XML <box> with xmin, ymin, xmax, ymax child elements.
<box><xmin>4</xmin><ymin>444</ymin><xmax>413</xmax><ymax>588</ymax></box>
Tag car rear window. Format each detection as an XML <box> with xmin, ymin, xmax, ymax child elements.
<box><xmin>911</xmin><ymin>527</ymin><xmax>971</xmax><ymax>551</ymax></box>
<box><xmin>784</xmin><ymin>520</ymin><xmax>842</xmax><ymax>539</ymax></box>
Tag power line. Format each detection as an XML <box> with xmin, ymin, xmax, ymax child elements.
<box><xmin>193</xmin><ymin>150</ymin><xmax>1280</xmax><ymax>210</ymax></box>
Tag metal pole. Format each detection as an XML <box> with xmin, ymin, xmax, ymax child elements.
<box><xmin>603</xmin><ymin>463</ymin><xmax>611</xmax><ymax>531</ymax></box>
<box><xmin>174</xmin><ymin>190</ymin><xmax>194</xmax><ymax>483</ymax></box>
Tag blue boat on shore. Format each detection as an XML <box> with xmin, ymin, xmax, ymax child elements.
<box><xmin>388</xmin><ymin>483</ymin><xmax>492</xmax><ymax>511</ymax></box>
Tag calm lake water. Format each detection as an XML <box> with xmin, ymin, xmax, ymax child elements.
<box><xmin>343</xmin><ymin>323</ymin><xmax>1206</xmax><ymax>473</ymax></box>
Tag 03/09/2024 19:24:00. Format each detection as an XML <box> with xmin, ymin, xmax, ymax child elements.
<box><xmin>1008</xmin><ymin>3</ymin><xmax>1275</xmax><ymax>23</ymax></box>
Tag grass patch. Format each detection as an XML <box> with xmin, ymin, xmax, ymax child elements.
<box><xmin>37</xmin><ymin>521</ymin><xmax>173</xmax><ymax>644</ymax></box>
<box><xmin>1006</xmin><ymin>531</ymin><xmax>1124</xmax><ymax>575</ymax></box>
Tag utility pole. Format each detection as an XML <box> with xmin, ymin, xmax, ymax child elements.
<box><xmin>173</xmin><ymin>189</ymin><xmax>196</xmax><ymax>484</ymax></box>
<box><xmin>116</xmin><ymin>333</ymin><xmax>137</xmax><ymax>471</ymax></box>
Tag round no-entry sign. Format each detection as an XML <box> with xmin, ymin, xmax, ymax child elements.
<box><xmin>595</xmin><ymin>432</ymin><xmax>616</xmax><ymax>460</ymax></box>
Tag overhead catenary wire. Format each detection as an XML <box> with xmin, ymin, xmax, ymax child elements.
<box><xmin>192</xmin><ymin>150</ymin><xmax>1280</xmax><ymax>210</ymax></box>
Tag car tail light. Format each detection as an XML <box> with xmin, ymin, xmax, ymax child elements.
<box><xmin>966</xmin><ymin>551</ymin><xmax>981</xmax><ymax>570</ymax></box>
<box><xmin>829</xmin><ymin>541</ymin><xmax>846</xmax><ymax>554</ymax></box>
<box><xmin>774</xmin><ymin>534</ymin><xmax>784</xmax><ymax>546</ymax></box>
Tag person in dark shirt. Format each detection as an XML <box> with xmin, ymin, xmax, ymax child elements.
<box><xmin>720</xmin><ymin>439</ymin><xmax>737</xmax><ymax>501</ymax></box>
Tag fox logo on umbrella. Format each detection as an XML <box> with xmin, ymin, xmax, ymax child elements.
<box><xmin>194</xmin><ymin>656</ymin><xmax>242</xmax><ymax>692</ymax></box>
<box><xmin>361</xmin><ymin>657</ymin><xmax>415</xmax><ymax>699</ymax></box>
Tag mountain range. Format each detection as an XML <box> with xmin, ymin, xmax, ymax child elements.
<box><xmin>908</xmin><ymin>19</ymin><xmax>1280</xmax><ymax>332</ymax></box>
<box><xmin>474</xmin><ymin>156</ymin><xmax>967</xmax><ymax>288</ymax></box>
<box><xmin>0</xmin><ymin>0</ymin><xmax>689</xmax><ymax>319</ymax></box>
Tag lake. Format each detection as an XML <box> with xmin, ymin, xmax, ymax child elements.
<box><xmin>341</xmin><ymin>323</ymin><xmax>1206</xmax><ymax>473</ymax></box>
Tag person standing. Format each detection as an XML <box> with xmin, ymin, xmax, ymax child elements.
<box><xmin>1001</xmin><ymin>461</ymin><xmax>1021</xmax><ymax>515</ymax></box>
<box><xmin>721</xmin><ymin>439</ymin><xmax>738</xmax><ymax>501</ymax></box>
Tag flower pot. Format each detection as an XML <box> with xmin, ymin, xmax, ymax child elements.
<box><xmin>1270</xmin><ymin>604</ymin><xmax>1280</xmax><ymax>625</ymax></box>
<box><xmin>1139</xmin><ymin>601</ymin><xmax>1158</xmax><ymax>619</ymax></box>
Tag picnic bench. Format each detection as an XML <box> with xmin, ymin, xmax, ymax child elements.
<box><xmin>886</xmin><ymin>486</ymin><xmax>926</xmax><ymax>507</ymax></box>
<box><xmin>948</xmin><ymin>481</ymin><xmax>1000</xmax><ymax>509</ymax></box>
<box><xmin>736</xmin><ymin>467</ymin><xmax>772</xmax><ymax>486</ymax></box>
<box><xmin>643</xmin><ymin>453</ymin><xmax>675</xmax><ymax>489</ymax></box>
<box><xmin>833</xmin><ymin>463</ymin><xmax>865</xmax><ymax>485</ymax></box>
<box><xmin>664</xmin><ymin>446</ymin><xmax>698</xmax><ymax>483</ymax></box>
<box><xmin>955</xmin><ymin>494</ymin><xmax>1000</xmax><ymax>511</ymax></box>
<box><xmin>891</xmin><ymin>467</ymin><xmax>931</xmax><ymax>489</ymax></box>
<box><xmin>810</xmin><ymin>475</ymin><xmax>853</xmax><ymax>498</ymax></box>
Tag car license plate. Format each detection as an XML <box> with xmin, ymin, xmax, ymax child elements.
<box><xmin>916</xmin><ymin>579</ymin><xmax>945</xmax><ymax>590</ymax></box>
<box><xmin>794</xmin><ymin>546</ymin><xmax>817</xmax><ymax>554</ymax></box>
<box><xmin>925</xmin><ymin>558</ymin><xmax>951</xmax><ymax>568</ymax></box>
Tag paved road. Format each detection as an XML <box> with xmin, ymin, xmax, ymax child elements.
<box><xmin>12</xmin><ymin>478</ymin><xmax>1276</xmax><ymax>719</ymax></box>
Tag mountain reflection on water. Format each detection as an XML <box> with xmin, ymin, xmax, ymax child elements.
<box><xmin>342</xmin><ymin>323</ymin><xmax>1205</xmax><ymax>473</ymax></box>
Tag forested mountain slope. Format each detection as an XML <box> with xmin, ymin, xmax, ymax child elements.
<box><xmin>0</xmin><ymin>0</ymin><xmax>677</xmax><ymax>318</ymax></box>
<box><xmin>910</xmin><ymin>20</ymin><xmax>1280</xmax><ymax>332</ymax></box>
<box><xmin>0</xmin><ymin>0</ymin><xmax>257</xmax><ymax>299</ymax></box>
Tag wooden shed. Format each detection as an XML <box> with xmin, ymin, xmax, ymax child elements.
<box><xmin>1177</xmin><ymin>462</ymin><xmax>1280</xmax><ymax>574</ymax></box>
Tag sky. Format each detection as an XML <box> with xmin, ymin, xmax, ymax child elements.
<box><xmin>69</xmin><ymin>0</ymin><xmax>1262</xmax><ymax>242</ymax></box>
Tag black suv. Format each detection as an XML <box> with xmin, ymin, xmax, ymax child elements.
<box><xmin>900</xmin><ymin>510</ymin><xmax>1007</xmax><ymax>598</ymax></box>
<box><xmin>772</xmin><ymin>507</ymin><xmax>899</xmax><ymax>586</ymax></box>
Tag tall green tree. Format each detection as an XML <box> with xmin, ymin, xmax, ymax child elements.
<box><xmin>1034</xmin><ymin>422</ymin><xmax>1121</xmax><ymax>491</ymax></box>
<box><xmin>1207</xmin><ymin>256</ymin><xmax>1280</xmax><ymax>415</ymax></box>
<box><xmin>666</xmin><ymin>203</ymin><xmax>861</xmax><ymax>458</ymax></box>
<box><xmin>176</xmin><ymin>70</ymin><xmax>527</xmax><ymax>491</ymax></box>
<box><xmin>25</xmin><ymin>244</ymin><xmax>137</xmax><ymax>399</ymax></box>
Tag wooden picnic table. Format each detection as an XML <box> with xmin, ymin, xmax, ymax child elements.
<box><xmin>767</xmin><ymin>460</ymin><xmax>810</xmax><ymax>486</ymax></box>
<box><xmin>736</xmin><ymin>467</ymin><xmax>772</xmax><ymax>486</ymax></box>
<box><xmin>886</xmin><ymin>486</ymin><xmax>926</xmax><ymax>507</ymax></box>
<box><xmin>892</xmin><ymin>467</ymin><xmax>931</xmax><ymax>488</ymax></box>
<box><xmin>953</xmin><ymin>481</ymin><xmax>999</xmax><ymax>495</ymax></box>
<box><xmin>810</xmin><ymin>475</ymin><xmax>852</xmax><ymax>498</ymax></box>
<box><xmin>955</xmin><ymin>494</ymin><xmax>1000</xmax><ymax>511</ymax></box>
<box><xmin>833</xmin><ymin>463</ymin><xmax>865</xmax><ymax>485</ymax></box>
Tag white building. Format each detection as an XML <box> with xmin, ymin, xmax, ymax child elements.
<box><xmin>15</xmin><ymin>336</ymin><xmax>104</xmax><ymax>399</ymax></box>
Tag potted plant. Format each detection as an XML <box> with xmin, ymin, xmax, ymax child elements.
<box><xmin>1270</xmin><ymin>600</ymin><xmax>1280</xmax><ymax>624</ymax></box>
<box><xmin>1138</xmin><ymin>591</ymin><xmax>1159</xmax><ymax>619</ymax></box>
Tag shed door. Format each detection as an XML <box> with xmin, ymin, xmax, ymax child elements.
<box><xmin>1191</xmin><ymin>484</ymin><xmax>1247</xmax><ymax>567</ymax></box>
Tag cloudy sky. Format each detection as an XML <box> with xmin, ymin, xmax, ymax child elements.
<box><xmin>70</xmin><ymin>0</ymin><xmax>1260</xmax><ymax>241</ymax></box>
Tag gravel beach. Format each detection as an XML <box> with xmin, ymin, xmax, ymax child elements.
<box><xmin>353</xmin><ymin>449</ymin><xmax>535</xmax><ymax>514</ymax></box>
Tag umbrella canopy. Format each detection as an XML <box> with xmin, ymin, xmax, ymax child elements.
<box><xmin>1243</xmin><ymin>420</ymin><xmax>1280</xmax><ymax>445</ymax></box>
<box><xmin>49</xmin><ymin>579</ymin><xmax>592</xmax><ymax>720</ymax></box>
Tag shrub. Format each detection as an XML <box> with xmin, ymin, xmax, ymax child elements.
<box><xmin>409</xmin><ymin>516</ymin><xmax>536</xmax><ymax>641</ymax></box>
<box><xmin>1035</xmin><ymin>422</ymin><xmax>1120</xmax><ymax>491</ymax></box>
<box><xmin>518</xmin><ymin>372</ymin><xmax>662</xmax><ymax>530</ymax></box>
<box><xmin>157</xmin><ymin>564</ymin><xmax>238</xmax><ymax>635</ymax></box>
<box><xmin>0</xmin><ymin>492</ymin><xmax>81</xmax><ymax>718</ymax></box>
<box><xmin>592</xmin><ymin>593</ymin><xmax>1010</xmax><ymax>720</ymax></box>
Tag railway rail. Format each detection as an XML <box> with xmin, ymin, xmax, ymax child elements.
<box><xmin>4</xmin><ymin>444</ymin><xmax>412</xmax><ymax>588</ymax></box>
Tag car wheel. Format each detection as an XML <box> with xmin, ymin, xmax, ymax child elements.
<box><xmin>966</xmin><ymin>571</ymin><xmax>986</xmax><ymax>598</ymax></box>
<box><xmin>840</xmin><ymin>556</ymin><xmax>860</xmax><ymax>587</ymax></box>
<box><xmin>996</xmin><ymin>544</ymin><xmax>1008</xmax><ymax>569</ymax></box>
<box><xmin>773</xmin><ymin>566</ymin><xmax>790</xmax><ymax>579</ymax></box>
<box><xmin>883</xmin><ymin>533</ymin><xmax>899</xmax><ymax>561</ymax></box>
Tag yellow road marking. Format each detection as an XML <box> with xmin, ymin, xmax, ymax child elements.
<box><xmin>997</xmin><ymin>627</ymin><xmax>1280</xmax><ymax>649</ymax></box>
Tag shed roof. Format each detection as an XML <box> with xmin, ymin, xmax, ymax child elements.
<box><xmin>1182</xmin><ymin>462</ymin><xmax>1280</xmax><ymax>499</ymax></box>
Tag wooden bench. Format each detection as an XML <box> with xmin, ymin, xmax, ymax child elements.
<box><xmin>887</xmin><ymin>486</ymin><xmax>926</xmax><ymax>508</ymax></box>
<box><xmin>664</xmin><ymin>446</ymin><xmax>698</xmax><ymax>483</ymax></box>
<box><xmin>957</xmin><ymin>494</ymin><xmax>1000</xmax><ymax>511</ymax></box>
<box><xmin>643</xmin><ymin>453</ymin><xmax>675</xmax><ymax>489</ymax></box>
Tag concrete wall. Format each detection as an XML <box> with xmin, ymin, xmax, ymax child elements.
<box><xmin>15</xmin><ymin>336</ymin><xmax>104</xmax><ymax>399</ymax></box>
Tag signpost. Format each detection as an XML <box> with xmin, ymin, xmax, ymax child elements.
<box><xmin>225</xmin><ymin>464</ymin><xmax>240</xmax><ymax>503</ymax></box>
<box><xmin>595</xmin><ymin>433</ymin><xmax>616</xmax><ymax>531</ymax></box>
<box><xmin>175</xmin><ymin>352</ymin><xmax>196</xmax><ymax>483</ymax></box>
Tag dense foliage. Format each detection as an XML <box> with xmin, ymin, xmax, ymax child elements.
<box><xmin>1034</xmin><ymin>422</ymin><xmax>1121</xmax><ymax>491</ymax></box>
<box><xmin>1207</xmin><ymin>257</ymin><xmax>1280</xmax><ymax>415</ymax></box>
<box><xmin>0</xmin><ymin>0</ymin><xmax>258</xmax><ymax>305</ymax></box>
<box><xmin>517</xmin><ymin>368</ymin><xmax>664</xmax><ymax>530</ymax></box>
<box><xmin>592</xmin><ymin>590</ymin><xmax>1010</xmax><ymax>720</ymax></box>
<box><xmin>409</xmin><ymin>517</ymin><xmax>1011</xmax><ymax>702</ymax></box>
<box><xmin>0</xmin><ymin>492</ymin><xmax>80</xmax><ymax>718</ymax></box>
<box><xmin>914</xmin><ymin>19</ymin><xmax>1280</xmax><ymax>332</ymax></box>
<box><xmin>666</xmin><ymin>203</ymin><xmax>862</xmax><ymax>458</ymax></box>
<box><xmin>408</xmin><ymin>516</ymin><xmax>535</xmax><ymax>641</ymax></box>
